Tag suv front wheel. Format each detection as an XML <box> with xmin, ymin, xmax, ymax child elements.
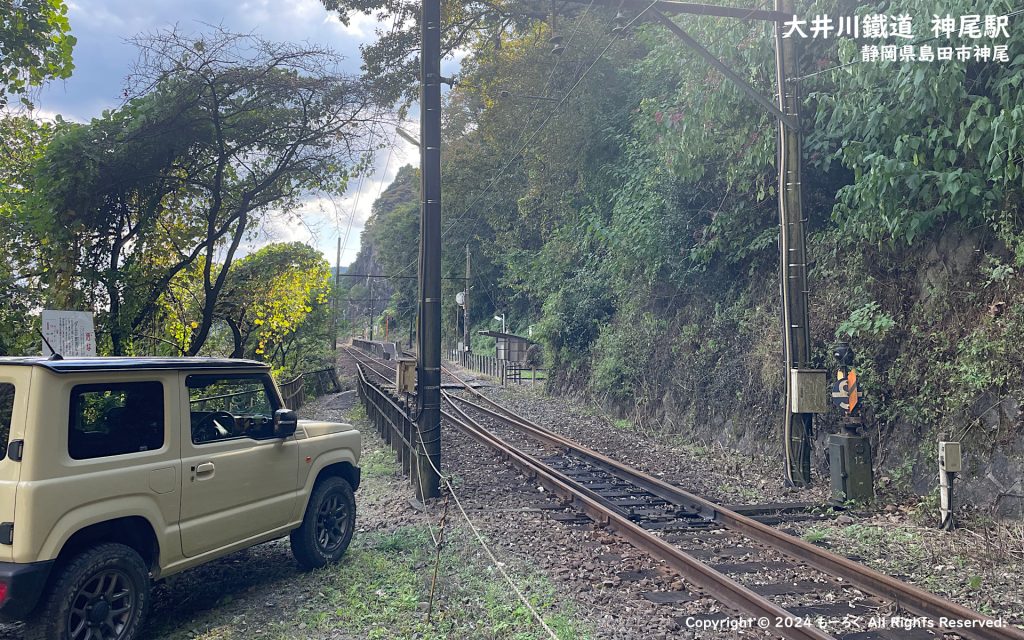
<box><xmin>26</xmin><ymin>543</ymin><xmax>150</xmax><ymax>640</ymax></box>
<box><xmin>290</xmin><ymin>476</ymin><xmax>356</xmax><ymax>569</ymax></box>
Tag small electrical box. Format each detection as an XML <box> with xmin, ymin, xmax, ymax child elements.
<box><xmin>396</xmin><ymin>358</ymin><xmax>417</xmax><ymax>394</ymax></box>
<box><xmin>829</xmin><ymin>433</ymin><xmax>874</xmax><ymax>503</ymax></box>
<box><xmin>939</xmin><ymin>441</ymin><xmax>962</xmax><ymax>473</ymax></box>
<box><xmin>790</xmin><ymin>369</ymin><xmax>828</xmax><ymax>414</ymax></box>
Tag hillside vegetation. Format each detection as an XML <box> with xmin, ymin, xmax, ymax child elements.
<box><xmin>346</xmin><ymin>0</ymin><xmax>1024</xmax><ymax>514</ymax></box>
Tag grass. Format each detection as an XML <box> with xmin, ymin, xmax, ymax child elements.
<box><xmin>361</xmin><ymin>447</ymin><xmax>400</xmax><ymax>478</ymax></box>
<box><xmin>612</xmin><ymin>418</ymin><xmax>632</xmax><ymax>431</ymax></box>
<box><xmin>802</xmin><ymin>527</ymin><xmax>830</xmax><ymax>544</ymax></box>
<box><xmin>290</xmin><ymin>524</ymin><xmax>587</xmax><ymax>640</ymax></box>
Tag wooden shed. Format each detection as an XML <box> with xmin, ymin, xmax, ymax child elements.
<box><xmin>478</xmin><ymin>330</ymin><xmax>533</xmax><ymax>363</ymax></box>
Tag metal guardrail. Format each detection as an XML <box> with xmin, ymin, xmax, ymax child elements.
<box><xmin>279</xmin><ymin>366</ymin><xmax>341</xmax><ymax>411</ymax></box>
<box><xmin>352</xmin><ymin>338</ymin><xmax>400</xmax><ymax>360</ymax></box>
<box><xmin>354</xmin><ymin>360</ymin><xmax>424</xmax><ymax>491</ymax></box>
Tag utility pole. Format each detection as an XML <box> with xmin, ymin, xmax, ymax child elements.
<box><xmin>775</xmin><ymin>0</ymin><xmax>813</xmax><ymax>486</ymax></box>
<box><xmin>416</xmin><ymin>0</ymin><xmax>443</xmax><ymax>500</ymax></box>
<box><xmin>464</xmin><ymin>244</ymin><xmax>471</xmax><ymax>353</ymax></box>
<box><xmin>641</xmin><ymin>2</ymin><xmax>817</xmax><ymax>487</ymax></box>
<box><xmin>333</xmin><ymin>237</ymin><xmax>341</xmax><ymax>350</ymax></box>
<box><xmin>368</xmin><ymin>277</ymin><xmax>375</xmax><ymax>341</ymax></box>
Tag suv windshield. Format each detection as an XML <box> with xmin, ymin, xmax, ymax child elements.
<box><xmin>0</xmin><ymin>383</ymin><xmax>14</xmax><ymax>459</ymax></box>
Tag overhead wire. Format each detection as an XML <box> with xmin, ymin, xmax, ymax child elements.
<box><xmin>334</xmin><ymin>9</ymin><xmax>405</xmax><ymax>270</ymax></box>
<box><xmin>386</xmin><ymin>0</ymin><xmax>662</xmax><ymax>285</ymax></box>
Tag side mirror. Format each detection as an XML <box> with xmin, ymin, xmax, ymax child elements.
<box><xmin>273</xmin><ymin>408</ymin><xmax>298</xmax><ymax>438</ymax></box>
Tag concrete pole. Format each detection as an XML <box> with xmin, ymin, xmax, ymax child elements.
<box><xmin>775</xmin><ymin>0</ymin><xmax>813</xmax><ymax>486</ymax></box>
<box><xmin>333</xmin><ymin>237</ymin><xmax>341</xmax><ymax>350</ymax></box>
<box><xmin>464</xmin><ymin>244</ymin><xmax>471</xmax><ymax>353</ymax></box>
<box><xmin>416</xmin><ymin>0</ymin><xmax>443</xmax><ymax>500</ymax></box>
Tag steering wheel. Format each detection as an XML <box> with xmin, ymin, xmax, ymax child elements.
<box><xmin>193</xmin><ymin>411</ymin><xmax>236</xmax><ymax>443</ymax></box>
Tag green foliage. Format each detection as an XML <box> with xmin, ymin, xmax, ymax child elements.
<box><xmin>19</xmin><ymin>27</ymin><xmax>386</xmax><ymax>356</ymax></box>
<box><xmin>0</xmin><ymin>0</ymin><xmax>76</xmax><ymax>107</ymax></box>
<box><xmin>210</xmin><ymin>242</ymin><xmax>332</xmax><ymax>370</ymax></box>
<box><xmin>591</xmin><ymin>309</ymin><xmax>665</xmax><ymax>407</ymax></box>
<box><xmin>0</xmin><ymin>115</ymin><xmax>54</xmax><ymax>354</ymax></box>
<box><xmin>809</xmin><ymin>0</ymin><xmax>1024</xmax><ymax>247</ymax></box>
<box><xmin>802</xmin><ymin>528</ymin><xmax>830</xmax><ymax>544</ymax></box>
<box><xmin>837</xmin><ymin>302</ymin><xmax>896</xmax><ymax>339</ymax></box>
<box><xmin>288</xmin><ymin>525</ymin><xmax>585</xmax><ymax>640</ymax></box>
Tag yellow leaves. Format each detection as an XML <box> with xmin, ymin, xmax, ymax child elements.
<box><xmin>190</xmin><ymin>321</ymin><xmax>199</xmax><ymax>329</ymax></box>
<box><xmin>253</xmin><ymin>318</ymin><xmax>264</xmax><ymax>325</ymax></box>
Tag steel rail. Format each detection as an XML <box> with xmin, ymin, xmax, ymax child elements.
<box><xmin>349</xmin><ymin>343</ymin><xmax>1023</xmax><ymax>639</ymax></box>
<box><xmin>441</xmin><ymin>391</ymin><xmax>1022</xmax><ymax>640</ymax></box>
<box><xmin>440</xmin><ymin>396</ymin><xmax>833</xmax><ymax>640</ymax></box>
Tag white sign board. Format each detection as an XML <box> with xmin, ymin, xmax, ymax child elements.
<box><xmin>41</xmin><ymin>310</ymin><xmax>96</xmax><ymax>357</ymax></box>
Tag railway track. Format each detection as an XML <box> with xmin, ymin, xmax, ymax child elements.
<box><xmin>343</xmin><ymin>343</ymin><xmax>1021</xmax><ymax>640</ymax></box>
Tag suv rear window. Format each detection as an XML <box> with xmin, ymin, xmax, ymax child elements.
<box><xmin>69</xmin><ymin>382</ymin><xmax>164</xmax><ymax>460</ymax></box>
<box><xmin>0</xmin><ymin>383</ymin><xmax>13</xmax><ymax>459</ymax></box>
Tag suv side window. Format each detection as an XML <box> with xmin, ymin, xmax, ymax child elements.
<box><xmin>68</xmin><ymin>382</ymin><xmax>165</xmax><ymax>460</ymax></box>
<box><xmin>0</xmin><ymin>383</ymin><xmax>14</xmax><ymax>459</ymax></box>
<box><xmin>187</xmin><ymin>375</ymin><xmax>279</xmax><ymax>444</ymax></box>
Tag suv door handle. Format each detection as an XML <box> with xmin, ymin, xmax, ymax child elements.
<box><xmin>192</xmin><ymin>462</ymin><xmax>215</xmax><ymax>480</ymax></box>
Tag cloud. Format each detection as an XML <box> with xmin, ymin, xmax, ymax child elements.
<box><xmin>35</xmin><ymin>0</ymin><xmax>437</xmax><ymax>271</ymax></box>
<box><xmin>326</xmin><ymin>10</ymin><xmax>386</xmax><ymax>39</ymax></box>
<box><xmin>39</xmin><ymin>0</ymin><xmax>377</xmax><ymax>120</ymax></box>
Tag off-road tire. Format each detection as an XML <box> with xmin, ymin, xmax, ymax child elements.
<box><xmin>290</xmin><ymin>476</ymin><xmax>356</xmax><ymax>570</ymax></box>
<box><xmin>24</xmin><ymin>543</ymin><xmax>150</xmax><ymax>640</ymax></box>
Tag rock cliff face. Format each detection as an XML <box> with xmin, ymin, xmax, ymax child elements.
<box><xmin>570</xmin><ymin>225</ymin><xmax>1024</xmax><ymax>518</ymax></box>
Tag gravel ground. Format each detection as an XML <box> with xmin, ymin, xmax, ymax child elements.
<box><xmin>12</xmin><ymin>346</ymin><xmax>1016</xmax><ymax>640</ymax></box>
<box><xmin>428</xmin><ymin>356</ymin><xmax>1024</xmax><ymax>636</ymax></box>
<box><xmin>474</xmin><ymin>382</ymin><xmax>829</xmax><ymax>508</ymax></box>
<box><xmin>438</xmin><ymin>404</ymin><xmax>768</xmax><ymax>640</ymax></box>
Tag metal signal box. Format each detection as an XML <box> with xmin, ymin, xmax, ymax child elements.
<box><xmin>939</xmin><ymin>441</ymin><xmax>962</xmax><ymax>473</ymax></box>
<box><xmin>396</xmin><ymin>358</ymin><xmax>417</xmax><ymax>394</ymax></box>
<box><xmin>790</xmin><ymin>369</ymin><xmax>828</xmax><ymax>413</ymax></box>
<box><xmin>829</xmin><ymin>433</ymin><xmax>874</xmax><ymax>503</ymax></box>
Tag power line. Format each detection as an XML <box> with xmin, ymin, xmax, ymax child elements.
<box><xmin>387</xmin><ymin>0</ymin><xmax>661</xmax><ymax>284</ymax></box>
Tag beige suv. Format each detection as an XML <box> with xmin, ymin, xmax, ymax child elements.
<box><xmin>0</xmin><ymin>357</ymin><xmax>361</xmax><ymax>640</ymax></box>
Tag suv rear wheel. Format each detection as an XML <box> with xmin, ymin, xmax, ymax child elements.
<box><xmin>290</xmin><ymin>476</ymin><xmax>356</xmax><ymax>569</ymax></box>
<box><xmin>25</xmin><ymin>543</ymin><xmax>150</xmax><ymax>640</ymax></box>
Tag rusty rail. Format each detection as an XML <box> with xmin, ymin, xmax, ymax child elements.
<box><xmin>442</xmin><ymin>395</ymin><xmax>832</xmax><ymax>640</ymax></box>
<box><xmin>440</xmin><ymin>383</ymin><xmax>1023</xmax><ymax>640</ymax></box>
<box><xmin>349</xmin><ymin>343</ymin><xmax>1023</xmax><ymax>640</ymax></box>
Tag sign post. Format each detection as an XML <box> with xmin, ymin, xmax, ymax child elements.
<box><xmin>41</xmin><ymin>311</ymin><xmax>96</xmax><ymax>358</ymax></box>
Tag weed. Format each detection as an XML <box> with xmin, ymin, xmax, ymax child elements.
<box><xmin>803</xmin><ymin>528</ymin><xmax>830</xmax><ymax>544</ymax></box>
<box><xmin>347</xmin><ymin>403</ymin><xmax>368</xmax><ymax>423</ymax></box>
<box><xmin>361</xmin><ymin>448</ymin><xmax>400</xmax><ymax>478</ymax></box>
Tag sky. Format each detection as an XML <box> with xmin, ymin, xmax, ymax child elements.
<box><xmin>35</xmin><ymin>0</ymin><xmax>435</xmax><ymax>268</ymax></box>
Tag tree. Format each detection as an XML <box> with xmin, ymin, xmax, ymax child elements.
<box><xmin>0</xmin><ymin>115</ymin><xmax>55</xmax><ymax>354</ymax></box>
<box><xmin>216</xmin><ymin>242</ymin><xmax>331</xmax><ymax>363</ymax></box>
<box><xmin>30</xmin><ymin>28</ymin><xmax>392</xmax><ymax>355</ymax></box>
<box><xmin>320</xmin><ymin>0</ymin><xmax>598</xmax><ymax>105</ymax></box>
<box><xmin>0</xmin><ymin>0</ymin><xmax>76</xmax><ymax>107</ymax></box>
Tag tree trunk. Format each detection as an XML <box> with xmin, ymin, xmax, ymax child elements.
<box><xmin>226</xmin><ymin>317</ymin><xmax>244</xmax><ymax>358</ymax></box>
